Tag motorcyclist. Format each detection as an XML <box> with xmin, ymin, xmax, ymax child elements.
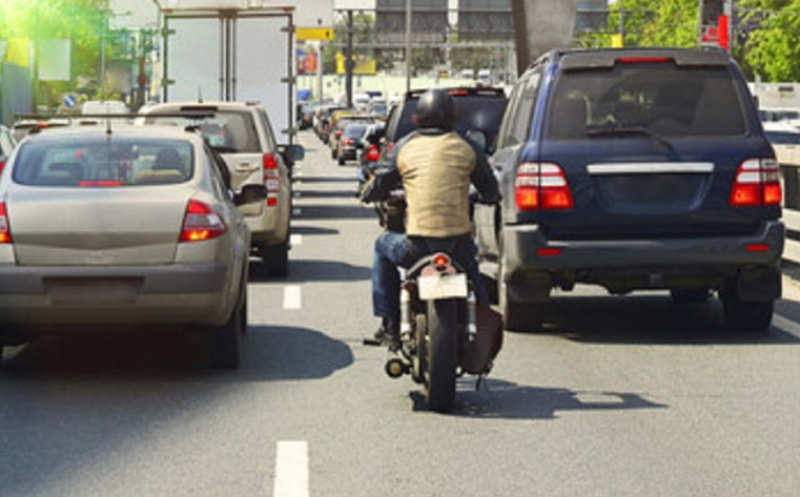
<box><xmin>360</xmin><ymin>89</ymin><xmax>500</xmax><ymax>345</ymax></box>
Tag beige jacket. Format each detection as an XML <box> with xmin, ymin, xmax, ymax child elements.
<box><xmin>397</xmin><ymin>132</ymin><xmax>476</xmax><ymax>237</ymax></box>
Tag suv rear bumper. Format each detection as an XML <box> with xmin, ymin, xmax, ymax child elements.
<box><xmin>502</xmin><ymin>221</ymin><xmax>784</xmax><ymax>301</ymax></box>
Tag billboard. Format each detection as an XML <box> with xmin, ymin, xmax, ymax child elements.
<box><xmin>375</xmin><ymin>0</ymin><xmax>448</xmax><ymax>43</ymax></box>
<box><xmin>457</xmin><ymin>0</ymin><xmax>513</xmax><ymax>42</ymax></box>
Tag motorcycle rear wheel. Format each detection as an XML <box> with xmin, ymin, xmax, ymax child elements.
<box><xmin>425</xmin><ymin>299</ymin><xmax>458</xmax><ymax>412</ymax></box>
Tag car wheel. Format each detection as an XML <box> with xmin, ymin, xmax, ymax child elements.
<box><xmin>721</xmin><ymin>291</ymin><xmax>774</xmax><ymax>332</ymax></box>
<box><xmin>499</xmin><ymin>249</ymin><xmax>544</xmax><ymax>332</ymax></box>
<box><xmin>670</xmin><ymin>289</ymin><xmax>711</xmax><ymax>305</ymax></box>
<box><xmin>331</xmin><ymin>148</ymin><xmax>336</xmax><ymax>159</ymax></box>
<box><xmin>338</xmin><ymin>156</ymin><xmax>346</xmax><ymax>166</ymax></box>
<box><xmin>261</xmin><ymin>240</ymin><xmax>289</xmax><ymax>278</ymax></box>
<box><xmin>209</xmin><ymin>287</ymin><xmax>244</xmax><ymax>368</ymax></box>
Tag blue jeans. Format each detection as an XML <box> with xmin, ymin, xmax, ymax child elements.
<box><xmin>372</xmin><ymin>231</ymin><xmax>489</xmax><ymax>322</ymax></box>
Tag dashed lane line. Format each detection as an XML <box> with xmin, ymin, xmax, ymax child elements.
<box><xmin>290</xmin><ymin>234</ymin><xmax>303</xmax><ymax>247</ymax></box>
<box><xmin>283</xmin><ymin>286</ymin><xmax>302</xmax><ymax>310</ymax></box>
<box><xmin>274</xmin><ymin>441</ymin><xmax>309</xmax><ymax>497</ymax></box>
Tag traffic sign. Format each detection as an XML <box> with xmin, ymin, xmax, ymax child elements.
<box><xmin>63</xmin><ymin>93</ymin><xmax>78</xmax><ymax>109</ymax></box>
<box><xmin>296</xmin><ymin>27</ymin><xmax>334</xmax><ymax>41</ymax></box>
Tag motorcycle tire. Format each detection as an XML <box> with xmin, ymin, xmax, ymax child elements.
<box><xmin>425</xmin><ymin>298</ymin><xmax>459</xmax><ymax>412</ymax></box>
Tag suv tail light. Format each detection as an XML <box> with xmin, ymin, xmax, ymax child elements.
<box><xmin>730</xmin><ymin>158</ymin><xmax>782</xmax><ymax>207</ymax></box>
<box><xmin>263</xmin><ymin>153</ymin><xmax>280</xmax><ymax>207</ymax></box>
<box><xmin>342</xmin><ymin>138</ymin><xmax>354</xmax><ymax>146</ymax></box>
<box><xmin>0</xmin><ymin>158</ymin><xmax>6</xmax><ymax>177</ymax></box>
<box><xmin>515</xmin><ymin>162</ymin><xmax>574</xmax><ymax>210</ymax></box>
<box><xmin>180</xmin><ymin>199</ymin><xmax>227</xmax><ymax>242</ymax></box>
<box><xmin>0</xmin><ymin>202</ymin><xmax>11</xmax><ymax>243</ymax></box>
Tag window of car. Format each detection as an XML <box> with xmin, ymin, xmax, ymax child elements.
<box><xmin>546</xmin><ymin>63</ymin><xmax>747</xmax><ymax>140</ymax></box>
<box><xmin>146</xmin><ymin>110</ymin><xmax>260</xmax><ymax>153</ymax></box>
<box><xmin>499</xmin><ymin>68</ymin><xmax>542</xmax><ymax>148</ymax></box>
<box><xmin>765</xmin><ymin>130</ymin><xmax>800</xmax><ymax>145</ymax></box>
<box><xmin>13</xmin><ymin>138</ymin><xmax>195</xmax><ymax>187</ymax></box>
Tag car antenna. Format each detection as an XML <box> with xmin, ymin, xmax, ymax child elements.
<box><xmin>198</xmin><ymin>86</ymin><xmax>203</xmax><ymax>104</ymax></box>
<box><xmin>106</xmin><ymin>116</ymin><xmax>112</xmax><ymax>136</ymax></box>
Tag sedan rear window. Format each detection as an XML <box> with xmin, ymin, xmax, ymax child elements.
<box><xmin>547</xmin><ymin>63</ymin><xmax>747</xmax><ymax>140</ymax></box>
<box><xmin>13</xmin><ymin>138</ymin><xmax>194</xmax><ymax>187</ymax></box>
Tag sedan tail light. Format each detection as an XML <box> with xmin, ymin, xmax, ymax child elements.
<box><xmin>515</xmin><ymin>162</ymin><xmax>574</xmax><ymax>210</ymax></box>
<box><xmin>263</xmin><ymin>153</ymin><xmax>280</xmax><ymax>207</ymax></box>
<box><xmin>730</xmin><ymin>158</ymin><xmax>782</xmax><ymax>207</ymax></box>
<box><xmin>0</xmin><ymin>159</ymin><xmax>6</xmax><ymax>177</ymax></box>
<box><xmin>179</xmin><ymin>199</ymin><xmax>227</xmax><ymax>242</ymax></box>
<box><xmin>0</xmin><ymin>202</ymin><xmax>11</xmax><ymax>243</ymax></box>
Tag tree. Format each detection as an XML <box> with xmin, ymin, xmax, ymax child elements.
<box><xmin>737</xmin><ymin>0</ymin><xmax>800</xmax><ymax>81</ymax></box>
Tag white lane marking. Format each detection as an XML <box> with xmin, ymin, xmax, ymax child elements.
<box><xmin>294</xmin><ymin>171</ymin><xmax>304</xmax><ymax>177</ymax></box>
<box><xmin>274</xmin><ymin>441</ymin><xmax>309</xmax><ymax>497</ymax></box>
<box><xmin>290</xmin><ymin>234</ymin><xmax>303</xmax><ymax>246</ymax></box>
<box><xmin>283</xmin><ymin>286</ymin><xmax>302</xmax><ymax>310</ymax></box>
<box><xmin>773</xmin><ymin>313</ymin><xmax>800</xmax><ymax>339</ymax></box>
<box><xmin>293</xmin><ymin>208</ymin><xmax>302</xmax><ymax>216</ymax></box>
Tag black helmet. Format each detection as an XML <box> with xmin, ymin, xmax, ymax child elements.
<box><xmin>414</xmin><ymin>89</ymin><xmax>455</xmax><ymax>130</ymax></box>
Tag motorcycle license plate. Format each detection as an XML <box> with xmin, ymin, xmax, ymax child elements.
<box><xmin>418</xmin><ymin>273</ymin><xmax>468</xmax><ymax>300</ymax></box>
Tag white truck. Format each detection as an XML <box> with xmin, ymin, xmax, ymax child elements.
<box><xmin>161</xmin><ymin>6</ymin><xmax>296</xmax><ymax>143</ymax></box>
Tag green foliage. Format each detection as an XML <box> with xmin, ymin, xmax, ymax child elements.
<box><xmin>0</xmin><ymin>0</ymin><xmax>129</xmax><ymax>100</ymax></box>
<box><xmin>737</xmin><ymin>0</ymin><xmax>800</xmax><ymax>81</ymax></box>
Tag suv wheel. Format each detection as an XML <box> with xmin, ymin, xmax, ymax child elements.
<box><xmin>721</xmin><ymin>290</ymin><xmax>773</xmax><ymax>332</ymax></box>
<box><xmin>499</xmin><ymin>251</ymin><xmax>544</xmax><ymax>332</ymax></box>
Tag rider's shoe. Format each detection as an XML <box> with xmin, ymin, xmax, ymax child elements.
<box><xmin>373</xmin><ymin>318</ymin><xmax>400</xmax><ymax>348</ymax></box>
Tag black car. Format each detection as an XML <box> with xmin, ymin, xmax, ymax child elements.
<box><xmin>382</xmin><ymin>87</ymin><xmax>508</xmax><ymax>156</ymax></box>
<box><xmin>474</xmin><ymin>47</ymin><xmax>783</xmax><ymax>332</ymax></box>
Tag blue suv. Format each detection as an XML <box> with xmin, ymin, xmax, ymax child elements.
<box><xmin>474</xmin><ymin>47</ymin><xmax>784</xmax><ymax>333</ymax></box>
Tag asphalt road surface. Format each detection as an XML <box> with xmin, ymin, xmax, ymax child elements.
<box><xmin>1</xmin><ymin>130</ymin><xmax>799</xmax><ymax>497</ymax></box>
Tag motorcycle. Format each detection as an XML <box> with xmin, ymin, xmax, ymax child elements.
<box><xmin>362</xmin><ymin>181</ymin><xmax>502</xmax><ymax>413</ymax></box>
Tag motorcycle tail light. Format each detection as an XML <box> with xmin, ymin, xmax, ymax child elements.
<box><xmin>432</xmin><ymin>253</ymin><xmax>450</xmax><ymax>271</ymax></box>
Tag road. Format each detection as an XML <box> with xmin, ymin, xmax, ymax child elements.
<box><xmin>1</xmin><ymin>130</ymin><xmax>799</xmax><ymax>497</ymax></box>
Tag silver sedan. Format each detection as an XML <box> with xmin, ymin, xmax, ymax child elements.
<box><xmin>0</xmin><ymin>125</ymin><xmax>266</xmax><ymax>368</ymax></box>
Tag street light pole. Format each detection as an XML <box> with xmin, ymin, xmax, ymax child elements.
<box><xmin>405</xmin><ymin>0</ymin><xmax>412</xmax><ymax>92</ymax></box>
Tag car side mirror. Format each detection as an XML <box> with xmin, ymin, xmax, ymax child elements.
<box><xmin>234</xmin><ymin>184</ymin><xmax>268</xmax><ymax>206</ymax></box>
<box><xmin>278</xmin><ymin>144</ymin><xmax>305</xmax><ymax>165</ymax></box>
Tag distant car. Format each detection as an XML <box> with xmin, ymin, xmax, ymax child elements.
<box><xmin>141</xmin><ymin>101</ymin><xmax>304</xmax><ymax>277</ymax></box>
<box><xmin>0</xmin><ymin>125</ymin><xmax>16</xmax><ymax>174</ymax></box>
<box><xmin>335</xmin><ymin>122</ymin><xmax>369</xmax><ymax>165</ymax></box>
<box><xmin>366</xmin><ymin>99</ymin><xmax>388</xmax><ymax>120</ymax></box>
<box><xmin>0</xmin><ymin>125</ymin><xmax>267</xmax><ymax>367</ymax></box>
<box><xmin>759</xmin><ymin>107</ymin><xmax>800</xmax><ymax>123</ymax></box>
<box><xmin>764</xmin><ymin>121</ymin><xmax>800</xmax><ymax>166</ymax></box>
<box><xmin>328</xmin><ymin>115</ymin><xmax>374</xmax><ymax>158</ymax></box>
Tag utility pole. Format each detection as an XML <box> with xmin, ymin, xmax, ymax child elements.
<box><xmin>405</xmin><ymin>0</ymin><xmax>412</xmax><ymax>92</ymax></box>
<box><xmin>345</xmin><ymin>10</ymin><xmax>353</xmax><ymax>108</ymax></box>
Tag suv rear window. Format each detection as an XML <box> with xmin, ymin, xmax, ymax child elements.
<box><xmin>546</xmin><ymin>63</ymin><xmax>747</xmax><ymax>140</ymax></box>
<box><xmin>389</xmin><ymin>91</ymin><xmax>507</xmax><ymax>150</ymax></box>
<box><xmin>13</xmin><ymin>138</ymin><xmax>194</xmax><ymax>187</ymax></box>
<box><xmin>146</xmin><ymin>110</ymin><xmax>260</xmax><ymax>153</ymax></box>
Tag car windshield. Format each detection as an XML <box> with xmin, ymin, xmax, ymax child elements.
<box><xmin>145</xmin><ymin>110</ymin><xmax>260</xmax><ymax>153</ymax></box>
<box><xmin>12</xmin><ymin>138</ymin><xmax>194</xmax><ymax>187</ymax></box>
<box><xmin>344</xmin><ymin>125</ymin><xmax>368</xmax><ymax>137</ymax></box>
<box><xmin>546</xmin><ymin>63</ymin><xmax>748</xmax><ymax>140</ymax></box>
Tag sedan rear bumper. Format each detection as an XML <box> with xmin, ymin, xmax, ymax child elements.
<box><xmin>0</xmin><ymin>262</ymin><xmax>236</xmax><ymax>327</ymax></box>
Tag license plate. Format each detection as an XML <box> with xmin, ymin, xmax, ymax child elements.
<box><xmin>417</xmin><ymin>273</ymin><xmax>468</xmax><ymax>301</ymax></box>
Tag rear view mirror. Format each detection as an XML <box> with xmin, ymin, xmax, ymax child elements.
<box><xmin>466</xmin><ymin>129</ymin><xmax>489</xmax><ymax>153</ymax></box>
<box><xmin>234</xmin><ymin>184</ymin><xmax>268</xmax><ymax>206</ymax></box>
<box><xmin>278</xmin><ymin>144</ymin><xmax>305</xmax><ymax>166</ymax></box>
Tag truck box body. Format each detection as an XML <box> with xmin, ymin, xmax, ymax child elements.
<box><xmin>162</xmin><ymin>8</ymin><xmax>295</xmax><ymax>143</ymax></box>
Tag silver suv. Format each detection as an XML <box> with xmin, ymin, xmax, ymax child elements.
<box><xmin>142</xmin><ymin>102</ymin><xmax>303</xmax><ymax>276</ymax></box>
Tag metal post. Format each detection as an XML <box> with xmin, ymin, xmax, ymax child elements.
<box><xmin>100</xmin><ymin>13</ymin><xmax>106</xmax><ymax>101</ymax></box>
<box><xmin>405</xmin><ymin>0</ymin><xmax>412</xmax><ymax>92</ymax></box>
<box><xmin>345</xmin><ymin>10</ymin><xmax>353</xmax><ymax>108</ymax></box>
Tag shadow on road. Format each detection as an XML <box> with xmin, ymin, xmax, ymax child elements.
<box><xmin>522</xmin><ymin>294</ymin><xmax>800</xmax><ymax>346</ymax></box>
<box><xmin>0</xmin><ymin>325</ymin><xmax>353</xmax><ymax>381</ymax></box>
<box><xmin>249</xmin><ymin>258</ymin><xmax>372</xmax><ymax>283</ymax></box>
<box><xmin>411</xmin><ymin>379</ymin><xmax>667</xmax><ymax>420</ymax></box>
<box><xmin>296</xmin><ymin>189</ymin><xmax>359</xmax><ymax>200</ymax></box>
<box><xmin>290</xmin><ymin>225</ymin><xmax>340</xmax><ymax>236</ymax></box>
